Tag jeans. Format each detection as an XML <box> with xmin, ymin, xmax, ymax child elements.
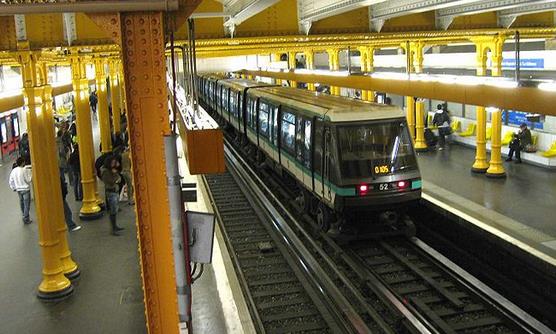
<box><xmin>62</xmin><ymin>198</ymin><xmax>77</xmax><ymax>229</ymax></box>
<box><xmin>105</xmin><ymin>191</ymin><xmax>119</xmax><ymax>216</ymax></box>
<box><xmin>72</xmin><ymin>170</ymin><xmax>83</xmax><ymax>200</ymax></box>
<box><xmin>59</xmin><ymin>167</ymin><xmax>67</xmax><ymax>183</ymax></box>
<box><xmin>17</xmin><ymin>190</ymin><xmax>31</xmax><ymax>223</ymax></box>
<box><xmin>508</xmin><ymin>146</ymin><xmax>521</xmax><ymax>161</ymax></box>
<box><xmin>122</xmin><ymin>171</ymin><xmax>134</xmax><ymax>202</ymax></box>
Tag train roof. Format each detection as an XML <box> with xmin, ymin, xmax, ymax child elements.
<box><xmin>248</xmin><ymin>86</ymin><xmax>405</xmax><ymax>123</ymax></box>
<box><xmin>219</xmin><ymin>79</ymin><xmax>274</xmax><ymax>90</ymax></box>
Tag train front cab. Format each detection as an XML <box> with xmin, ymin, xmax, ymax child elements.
<box><xmin>325</xmin><ymin>118</ymin><xmax>422</xmax><ymax>215</ymax></box>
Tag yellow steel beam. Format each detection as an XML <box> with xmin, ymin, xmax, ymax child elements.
<box><xmin>1</xmin><ymin>27</ymin><xmax>555</xmax><ymax>59</ymax></box>
<box><xmin>0</xmin><ymin>81</ymin><xmax>93</xmax><ymax>115</ymax></box>
<box><xmin>240</xmin><ymin>69</ymin><xmax>556</xmax><ymax>116</ymax></box>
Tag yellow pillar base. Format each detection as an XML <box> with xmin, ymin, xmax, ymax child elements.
<box><xmin>472</xmin><ymin>106</ymin><xmax>489</xmax><ymax>173</ymax></box>
<box><xmin>486</xmin><ymin>109</ymin><xmax>506</xmax><ymax>178</ymax></box>
<box><xmin>414</xmin><ymin>100</ymin><xmax>427</xmax><ymax>151</ymax></box>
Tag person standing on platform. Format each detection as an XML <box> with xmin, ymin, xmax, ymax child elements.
<box><xmin>19</xmin><ymin>133</ymin><xmax>30</xmax><ymax>163</ymax></box>
<box><xmin>9</xmin><ymin>157</ymin><xmax>32</xmax><ymax>224</ymax></box>
<box><xmin>89</xmin><ymin>91</ymin><xmax>98</xmax><ymax>119</ymax></box>
<box><xmin>506</xmin><ymin>123</ymin><xmax>532</xmax><ymax>164</ymax></box>
<box><xmin>68</xmin><ymin>144</ymin><xmax>83</xmax><ymax>201</ymax></box>
<box><xmin>60</xmin><ymin>177</ymin><xmax>81</xmax><ymax>232</ymax></box>
<box><xmin>120</xmin><ymin>146</ymin><xmax>134</xmax><ymax>205</ymax></box>
<box><xmin>432</xmin><ymin>104</ymin><xmax>451</xmax><ymax>150</ymax></box>
<box><xmin>101</xmin><ymin>155</ymin><xmax>125</xmax><ymax>236</ymax></box>
<box><xmin>56</xmin><ymin>130</ymin><xmax>70</xmax><ymax>183</ymax></box>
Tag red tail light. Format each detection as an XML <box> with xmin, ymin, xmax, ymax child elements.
<box><xmin>358</xmin><ymin>184</ymin><xmax>369</xmax><ymax>195</ymax></box>
<box><xmin>397</xmin><ymin>181</ymin><xmax>408</xmax><ymax>189</ymax></box>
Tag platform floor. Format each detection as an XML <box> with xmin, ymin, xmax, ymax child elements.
<box><xmin>0</xmin><ymin>121</ymin><xmax>230</xmax><ymax>333</ymax></box>
<box><xmin>417</xmin><ymin>144</ymin><xmax>556</xmax><ymax>236</ymax></box>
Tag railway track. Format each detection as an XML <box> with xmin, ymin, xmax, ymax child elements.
<box><xmin>200</xmin><ymin>105</ymin><xmax>553</xmax><ymax>333</ymax></box>
<box><xmin>204</xmin><ymin>146</ymin><xmax>369</xmax><ymax>333</ymax></box>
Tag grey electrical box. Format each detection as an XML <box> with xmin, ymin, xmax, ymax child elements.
<box><xmin>187</xmin><ymin>210</ymin><xmax>215</xmax><ymax>264</ymax></box>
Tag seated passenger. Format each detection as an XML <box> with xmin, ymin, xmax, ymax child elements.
<box><xmin>506</xmin><ymin>123</ymin><xmax>531</xmax><ymax>164</ymax></box>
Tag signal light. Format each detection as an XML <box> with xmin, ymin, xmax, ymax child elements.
<box><xmin>397</xmin><ymin>181</ymin><xmax>408</xmax><ymax>189</ymax></box>
<box><xmin>358</xmin><ymin>184</ymin><xmax>368</xmax><ymax>195</ymax></box>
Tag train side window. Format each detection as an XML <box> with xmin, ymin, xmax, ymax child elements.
<box><xmin>271</xmin><ymin>104</ymin><xmax>279</xmax><ymax>146</ymax></box>
<box><xmin>246</xmin><ymin>96</ymin><xmax>253</xmax><ymax>128</ymax></box>
<box><xmin>222</xmin><ymin>88</ymin><xmax>228</xmax><ymax>112</ymax></box>
<box><xmin>313</xmin><ymin>120</ymin><xmax>323</xmax><ymax>175</ymax></box>
<box><xmin>281</xmin><ymin>111</ymin><xmax>296</xmax><ymax>155</ymax></box>
<box><xmin>295</xmin><ymin>117</ymin><xmax>303</xmax><ymax>163</ymax></box>
<box><xmin>259</xmin><ymin>101</ymin><xmax>270</xmax><ymax>138</ymax></box>
<box><xmin>238</xmin><ymin>92</ymin><xmax>243</xmax><ymax>120</ymax></box>
<box><xmin>229</xmin><ymin>90</ymin><xmax>236</xmax><ymax>116</ymax></box>
<box><xmin>304</xmin><ymin>120</ymin><xmax>312</xmax><ymax>169</ymax></box>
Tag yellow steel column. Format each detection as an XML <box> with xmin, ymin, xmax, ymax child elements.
<box><xmin>486</xmin><ymin>108</ymin><xmax>506</xmax><ymax>178</ymax></box>
<box><xmin>327</xmin><ymin>48</ymin><xmax>340</xmax><ymax>96</ymax></box>
<box><xmin>414</xmin><ymin>99</ymin><xmax>428</xmax><ymax>151</ymax></box>
<box><xmin>288</xmin><ymin>51</ymin><xmax>297</xmax><ymax>88</ymax></box>
<box><xmin>406</xmin><ymin>96</ymin><xmax>416</xmax><ymax>139</ymax></box>
<box><xmin>18</xmin><ymin>51</ymin><xmax>74</xmax><ymax>300</ymax></box>
<box><xmin>120</xmin><ymin>12</ymin><xmax>179</xmax><ymax>333</ymax></box>
<box><xmin>358</xmin><ymin>47</ymin><xmax>368</xmax><ymax>100</ymax></box>
<box><xmin>411</xmin><ymin>41</ymin><xmax>425</xmax><ymax>74</ymax></box>
<box><xmin>94</xmin><ymin>58</ymin><xmax>112</xmax><ymax>153</ymax></box>
<box><xmin>70</xmin><ymin>56</ymin><xmax>103</xmax><ymax>220</ymax></box>
<box><xmin>304</xmin><ymin>49</ymin><xmax>315</xmax><ymax>91</ymax></box>
<box><xmin>271</xmin><ymin>53</ymin><xmax>282</xmax><ymax>85</ymax></box>
<box><xmin>42</xmin><ymin>83</ymin><xmax>80</xmax><ymax>279</ymax></box>
<box><xmin>471</xmin><ymin>40</ymin><xmax>490</xmax><ymax>173</ymax></box>
<box><xmin>486</xmin><ymin>36</ymin><xmax>506</xmax><ymax>177</ymax></box>
<box><xmin>364</xmin><ymin>46</ymin><xmax>375</xmax><ymax>101</ymax></box>
<box><xmin>109</xmin><ymin>61</ymin><xmax>122</xmax><ymax>136</ymax></box>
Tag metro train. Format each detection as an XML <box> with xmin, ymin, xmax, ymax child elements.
<box><xmin>197</xmin><ymin>74</ymin><xmax>421</xmax><ymax>232</ymax></box>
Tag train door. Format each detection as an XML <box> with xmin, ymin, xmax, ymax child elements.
<box><xmin>322</xmin><ymin>126</ymin><xmax>333</xmax><ymax>203</ymax></box>
<box><xmin>11</xmin><ymin>113</ymin><xmax>20</xmax><ymax>151</ymax></box>
<box><xmin>0</xmin><ymin>116</ymin><xmax>11</xmax><ymax>157</ymax></box>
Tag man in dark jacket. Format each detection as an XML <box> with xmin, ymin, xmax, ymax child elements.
<box><xmin>89</xmin><ymin>91</ymin><xmax>98</xmax><ymax>116</ymax></box>
<box><xmin>506</xmin><ymin>123</ymin><xmax>532</xmax><ymax>163</ymax></box>
<box><xmin>101</xmin><ymin>155</ymin><xmax>125</xmax><ymax>236</ymax></box>
<box><xmin>432</xmin><ymin>104</ymin><xmax>451</xmax><ymax>150</ymax></box>
<box><xmin>68</xmin><ymin>144</ymin><xmax>82</xmax><ymax>201</ymax></box>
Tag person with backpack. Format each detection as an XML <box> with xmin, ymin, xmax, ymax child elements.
<box><xmin>432</xmin><ymin>104</ymin><xmax>451</xmax><ymax>150</ymax></box>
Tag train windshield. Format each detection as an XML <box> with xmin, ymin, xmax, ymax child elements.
<box><xmin>337</xmin><ymin>121</ymin><xmax>417</xmax><ymax>178</ymax></box>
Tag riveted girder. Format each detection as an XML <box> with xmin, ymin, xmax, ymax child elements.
<box><xmin>119</xmin><ymin>12</ymin><xmax>180</xmax><ymax>334</ymax></box>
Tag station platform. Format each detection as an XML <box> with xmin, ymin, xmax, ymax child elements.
<box><xmin>417</xmin><ymin>143</ymin><xmax>556</xmax><ymax>264</ymax></box>
<box><xmin>0</xmin><ymin>124</ymin><xmax>242</xmax><ymax>333</ymax></box>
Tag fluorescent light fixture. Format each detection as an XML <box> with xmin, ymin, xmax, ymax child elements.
<box><xmin>486</xmin><ymin>107</ymin><xmax>498</xmax><ymax>113</ymax></box>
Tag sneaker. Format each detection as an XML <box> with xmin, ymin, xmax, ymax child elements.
<box><xmin>128</xmin><ymin>201</ymin><xmax>135</xmax><ymax>206</ymax></box>
<box><xmin>505</xmin><ymin>158</ymin><xmax>512</xmax><ymax>162</ymax></box>
<box><xmin>70</xmin><ymin>225</ymin><xmax>82</xmax><ymax>232</ymax></box>
<box><xmin>24</xmin><ymin>220</ymin><xmax>32</xmax><ymax>225</ymax></box>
